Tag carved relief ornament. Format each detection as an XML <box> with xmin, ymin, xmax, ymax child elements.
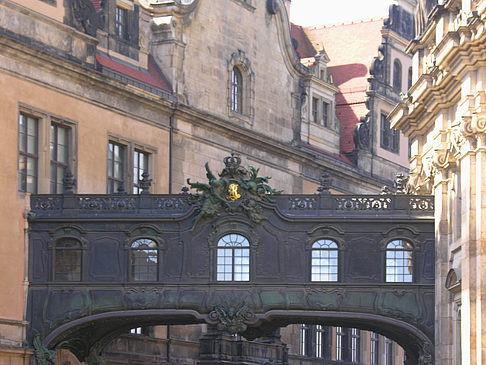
<box><xmin>208</xmin><ymin>296</ymin><xmax>255</xmax><ymax>334</ymax></box>
<box><xmin>407</xmin><ymin>155</ymin><xmax>435</xmax><ymax>194</ymax></box>
<box><xmin>461</xmin><ymin>114</ymin><xmax>486</xmax><ymax>145</ymax></box>
<box><xmin>408</xmin><ymin>122</ymin><xmax>466</xmax><ymax>193</ymax></box>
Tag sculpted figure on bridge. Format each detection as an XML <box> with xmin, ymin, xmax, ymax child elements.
<box><xmin>186</xmin><ymin>153</ymin><xmax>281</xmax><ymax>228</ymax></box>
<box><xmin>33</xmin><ymin>333</ymin><xmax>56</xmax><ymax>365</ymax></box>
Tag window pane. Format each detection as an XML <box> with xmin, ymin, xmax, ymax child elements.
<box><xmin>231</xmin><ymin>67</ymin><xmax>243</xmax><ymax>113</ymax></box>
<box><xmin>216</xmin><ymin>234</ymin><xmax>250</xmax><ymax>281</ymax></box>
<box><xmin>54</xmin><ymin>239</ymin><xmax>81</xmax><ymax>281</ymax></box>
<box><xmin>386</xmin><ymin>240</ymin><xmax>413</xmax><ymax>282</ymax></box>
<box><xmin>108</xmin><ymin>142</ymin><xmax>126</xmax><ymax>193</ymax></box>
<box><xmin>131</xmin><ymin>239</ymin><xmax>158</xmax><ymax>281</ymax></box>
<box><xmin>311</xmin><ymin>240</ymin><xmax>338</xmax><ymax>282</ymax></box>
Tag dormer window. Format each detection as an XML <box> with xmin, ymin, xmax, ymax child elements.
<box><xmin>115</xmin><ymin>7</ymin><xmax>128</xmax><ymax>40</ymax></box>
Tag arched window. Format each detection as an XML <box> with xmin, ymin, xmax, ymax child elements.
<box><xmin>385</xmin><ymin>240</ymin><xmax>413</xmax><ymax>282</ymax></box>
<box><xmin>54</xmin><ymin>238</ymin><xmax>82</xmax><ymax>281</ymax></box>
<box><xmin>217</xmin><ymin>234</ymin><xmax>249</xmax><ymax>281</ymax></box>
<box><xmin>311</xmin><ymin>239</ymin><xmax>338</xmax><ymax>282</ymax></box>
<box><xmin>231</xmin><ymin>67</ymin><xmax>243</xmax><ymax>114</ymax></box>
<box><xmin>393</xmin><ymin>59</ymin><xmax>402</xmax><ymax>91</ymax></box>
<box><xmin>130</xmin><ymin>238</ymin><xmax>158</xmax><ymax>281</ymax></box>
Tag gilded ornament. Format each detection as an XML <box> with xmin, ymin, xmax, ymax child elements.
<box><xmin>227</xmin><ymin>183</ymin><xmax>241</xmax><ymax>201</ymax></box>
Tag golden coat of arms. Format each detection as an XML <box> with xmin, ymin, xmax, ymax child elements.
<box><xmin>227</xmin><ymin>183</ymin><xmax>241</xmax><ymax>201</ymax></box>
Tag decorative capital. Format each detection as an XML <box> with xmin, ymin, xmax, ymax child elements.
<box><xmin>461</xmin><ymin>114</ymin><xmax>486</xmax><ymax>147</ymax></box>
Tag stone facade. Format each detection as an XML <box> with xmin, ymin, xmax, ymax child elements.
<box><xmin>389</xmin><ymin>0</ymin><xmax>486</xmax><ymax>363</ymax></box>
<box><xmin>294</xmin><ymin>0</ymin><xmax>415</xmax><ymax>184</ymax></box>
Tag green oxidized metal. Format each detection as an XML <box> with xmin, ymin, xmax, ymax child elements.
<box><xmin>186</xmin><ymin>153</ymin><xmax>281</xmax><ymax>228</ymax></box>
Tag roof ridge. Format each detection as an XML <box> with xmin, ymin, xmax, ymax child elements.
<box><xmin>304</xmin><ymin>16</ymin><xmax>386</xmax><ymax>30</ymax></box>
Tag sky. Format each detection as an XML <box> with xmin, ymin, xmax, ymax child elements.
<box><xmin>290</xmin><ymin>0</ymin><xmax>396</xmax><ymax>26</ymax></box>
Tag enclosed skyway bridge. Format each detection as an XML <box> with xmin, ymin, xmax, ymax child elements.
<box><xmin>27</xmin><ymin>156</ymin><xmax>435</xmax><ymax>364</ymax></box>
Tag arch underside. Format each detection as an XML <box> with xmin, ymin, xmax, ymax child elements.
<box><xmin>43</xmin><ymin>308</ymin><xmax>433</xmax><ymax>364</ymax></box>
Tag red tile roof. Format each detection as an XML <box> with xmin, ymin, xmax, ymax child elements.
<box><xmin>303</xmin><ymin>18</ymin><xmax>384</xmax><ymax>154</ymax></box>
<box><xmin>96</xmin><ymin>52</ymin><xmax>171</xmax><ymax>93</ymax></box>
<box><xmin>290</xmin><ymin>23</ymin><xmax>318</xmax><ymax>60</ymax></box>
<box><xmin>300</xmin><ymin>141</ymin><xmax>353</xmax><ymax>166</ymax></box>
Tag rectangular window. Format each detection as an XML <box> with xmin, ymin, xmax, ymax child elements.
<box><xmin>370</xmin><ymin>332</ymin><xmax>379</xmax><ymax>365</ymax></box>
<box><xmin>312</xmin><ymin>97</ymin><xmax>319</xmax><ymax>123</ymax></box>
<box><xmin>351</xmin><ymin>328</ymin><xmax>360</xmax><ymax>363</ymax></box>
<box><xmin>50</xmin><ymin>123</ymin><xmax>70</xmax><ymax>193</ymax></box>
<box><xmin>133</xmin><ymin>149</ymin><xmax>149</xmax><ymax>193</ymax></box>
<box><xmin>300</xmin><ymin>324</ymin><xmax>312</xmax><ymax>356</ymax></box>
<box><xmin>18</xmin><ymin>113</ymin><xmax>39</xmax><ymax>193</ymax></box>
<box><xmin>322</xmin><ymin>101</ymin><xmax>329</xmax><ymax>127</ymax></box>
<box><xmin>385</xmin><ymin>338</ymin><xmax>393</xmax><ymax>365</ymax></box>
<box><xmin>107</xmin><ymin>141</ymin><xmax>126</xmax><ymax>193</ymax></box>
<box><xmin>18</xmin><ymin>107</ymin><xmax>77</xmax><ymax>194</ymax></box>
<box><xmin>115</xmin><ymin>7</ymin><xmax>128</xmax><ymax>40</ymax></box>
<box><xmin>108</xmin><ymin>137</ymin><xmax>154</xmax><ymax>194</ymax></box>
<box><xmin>381</xmin><ymin>113</ymin><xmax>399</xmax><ymax>153</ymax></box>
<box><xmin>336</xmin><ymin>327</ymin><xmax>344</xmax><ymax>361</ymax></box>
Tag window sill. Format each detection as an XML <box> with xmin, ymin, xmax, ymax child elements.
<box><xmin>229</xmin><ymin>110</ymin><xmax>254</xmax><ymax>127</ymax></box>
<box><xmin>230</xmin><ymin>0</ymin><xmax>255</xmax><ymax>12</ymax></box>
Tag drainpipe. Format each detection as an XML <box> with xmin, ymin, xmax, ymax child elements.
<box><xmin>168</xmin><ymin>103</ymin><xmax>177</xmax><ymax>194</ymax></box>
<box><xmin>166</xmin><ymin>325</ymin><xmax>171</xmax><ymax>362</ymax></box>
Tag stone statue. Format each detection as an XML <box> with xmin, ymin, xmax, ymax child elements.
<box><xmin>415</xmin><ymin>0</ymin><xmax>438</xmax><ymax>37</ymax></box>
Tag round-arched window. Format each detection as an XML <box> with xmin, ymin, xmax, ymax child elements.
<box><xmin>311</xmin><ymin>239</ymin><xmax>338</xmax><ymax>282</ymax></box>
<box><xmin>393</xmin><ymin>59</ymin><xmax>402</xmax><ymax>91</ymax></box>
<box><xmin>130</xmin><ymin>238</ymin><xmax>158</xmax><ymax>281</ymax></box>
<box><xmin>217</xmin><ymin>234</ymin><xmax>249</xmax><ymax>281</ymax></box>
<box><xmin>385</xmin><ymin>239</ymin><xmax>413</xmax><ymax>282</ymax></box>
<box><xmin>231</xmin><ymin>67</ymin><xmax>243</xmax><ymax>114</ymax></box>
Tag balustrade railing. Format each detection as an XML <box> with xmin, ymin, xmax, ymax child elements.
<box><xmin>29</xmin><ymin>194</ymin><xmax>434</xmax><ymax>219</ymax></box>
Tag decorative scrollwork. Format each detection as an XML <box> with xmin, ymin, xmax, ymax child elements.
<box><xmin>289</xmin><ymin>197</ymin><xmax>317</xmax><ymax>209</ymax></box>
<box><xmin>409</xmin><ymin>197</ymin><xmax>434</xmax><ymax>211</ymax></box>
<box><xmin>79</xmin><ymin>197</ymin><xmax>136</xmax><ymax>211</ymax></box>
<box><xmin>335</xmin><ymin>197</ymin><xmax>391</xmax><ymax>211</ymax></box>
<box><xmin>31</xmin><ymin>197</ymin><xmax>62</xmax><ymax>211</ymax></box>
<box><xmin>208</xmin><ymin>301</ymin><xmax>255</xmax><ymax>334</ymax></box>
<box><xmin>154</xmin><ymin>197</ymin><xmax>187</xmax><ymax>210</ymax></box>
<box><xmin>419</xmin><ymin>342</ymin><xmax>433</xmax><ymax>365</ymax></box>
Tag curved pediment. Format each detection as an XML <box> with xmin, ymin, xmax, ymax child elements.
<box><xmin>445</xmin><ymin>267</ymin><xmax>461</xmax><ymax>293</ymax></box>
